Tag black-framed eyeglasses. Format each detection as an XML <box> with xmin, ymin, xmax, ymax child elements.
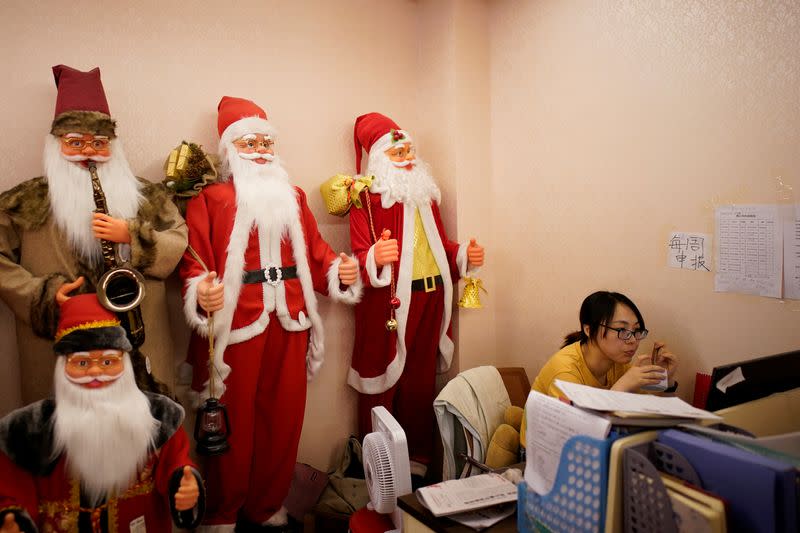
<box><xmin>600</xmin><ymin>324</ymin><xmax>648</xmax><ymax>340</ymax></box>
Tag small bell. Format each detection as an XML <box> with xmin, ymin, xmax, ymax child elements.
<box><xmin>385</xmin><ymin>318</ymin><xmax>398</xmax><ymax>331</ymax></box>
<box><xmin>390</xmin><ymin>297</ymin><xmax>401</xmax><ymax>309</ymax></box>
<box><xmin>458</xmin><ymin>277</ymin><xmax>486</xmax><ymax>309</ymax></box>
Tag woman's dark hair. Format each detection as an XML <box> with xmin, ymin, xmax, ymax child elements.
<box><xmin>561</xmin><ymin>291</ymin><xmax>645</xmax><ymax>348</ymax></box>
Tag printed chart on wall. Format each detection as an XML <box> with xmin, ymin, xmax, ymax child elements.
<box><xmin>785</xmin><ymin>204</ymin><xmax>800</xmax><ymax>300</ymax></box>
<box><xmin>714</xmin><ymin>204</ymin><xmax>800</xmax><ymax>299</ymax></box>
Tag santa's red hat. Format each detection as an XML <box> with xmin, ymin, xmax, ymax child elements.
<box><xmin>50</xmin><ymin>65</ymin><xmax>116</xmax><ymax>138</ymax></box>
<box><xmin>53</xmin><ymin>294</ymin><xmax>131</xmax><ymax>355</ymax></box>
<box><xmin>353</xmin><ymin>112</ymin><xmax>413</xmax><ymax>174</ymax></box>
<box><xmin>217</xmin><ymin>96</ymin><xmax>276</xmax><ymax>147</ymax></box>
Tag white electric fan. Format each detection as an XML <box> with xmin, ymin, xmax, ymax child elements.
<box><xmin>362</xmin><ymin>406</ymin><xmax>412</xmax><ymax>533</ymax></box>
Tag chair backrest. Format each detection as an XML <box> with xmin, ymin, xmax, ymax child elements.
<box><xmin>434</xmin><ymin>366</ymin><xmax>512</xmax><ymax>479</ymax></box>
<box><xmin>497</xmin><ymin>367</ymin><xmax>531</xmax><ymax>408</ymax></box>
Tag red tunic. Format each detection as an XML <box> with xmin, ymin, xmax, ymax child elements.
<box><xmin>348</xmin><ymin>191</ymin><xmax>463</xmax><ymax>394</ymax></box>
<box><xmin>0</xmin><ymin>398</ymin><xmax>200</xmax><ymax>532</ymax></box>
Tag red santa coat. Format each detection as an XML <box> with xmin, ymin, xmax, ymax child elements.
<box><xmin>181</xmin><ymin>180</ymin><xmax>360</xmax><ymax>399</ymax></box>
<box><xmin>348</xmin><ymin>190</ymin><xmax>471</xmax><ymax>394</ymax></box>
<box><xmin>0</xmin><ymin>396</ymin><xmax>202</xmax><ymax>532</ymax></box>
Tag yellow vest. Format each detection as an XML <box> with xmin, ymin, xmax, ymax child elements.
<box><xmin>412</xmin><ymin>209</ymin><xmax>440</xmax><ymax>280</ymax></box>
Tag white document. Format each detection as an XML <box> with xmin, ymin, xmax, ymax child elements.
<box><xmin>554</xmin><ymin>380</ymin><xmax>722</xmax><ymax>421</ymax></box>
<box><xmin>440</xmin><ymin>502</ymin><xmax>516</xmax><ymax>531</ymax></box>
<box><xmin>415</xmin><ymin>473</ymin><xmax>518</xmax><ymax>517</ymax></box>
<box><xmin>714</xmin><ymin>204</ymin><xmax>782</xmax><ymax>297</ymax></box>
<box><xmin>667</xmin><ymin>232</ymin><xmax>712</xmax><ymax>271</ymax></box>
<box><xmin>714</xmin><ymin>366</ymin><xmax>745</xmax><ymax>393</ymax></box>
<box><xmin>784</xmin><ymin>204</ymin><xmax>800</xmax><ymax>300</ymax></box>
<box><xmin>523</xmin><ymin>391</ymin><xmax>611</xmax><ymax>495</ymax></box>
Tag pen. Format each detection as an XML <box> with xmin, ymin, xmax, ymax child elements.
<box><xmin>459</xmin><ymin>453</ymin><xmax>493</xmax><ymax>473</ymax></box>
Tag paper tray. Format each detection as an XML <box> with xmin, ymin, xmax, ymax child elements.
<box><xmin>518</xmin><ymin>435</ymin><xmax>611</xmax><ymax>533</ymax></box>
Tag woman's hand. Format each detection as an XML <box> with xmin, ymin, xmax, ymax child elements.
<box><xmin>611</xmin><ymin>354</ymin><xmax>668</xmax><ymax>392</ymax></box>
<box><xmin>652</xmin><ymin>341</ymin><xmax>678</xmax><ymax>383</ymax></box>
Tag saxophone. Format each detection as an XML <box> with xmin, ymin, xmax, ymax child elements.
<box><xmin>88</xmin><ymin>161</ymin><xmax>146</xmax><ymax>348</ymax></box>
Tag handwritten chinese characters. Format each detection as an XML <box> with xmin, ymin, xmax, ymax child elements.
<box><xmin>667</xmin><ymin>232</ymin><xmax>711</xmax><ymax>271</ymax></box>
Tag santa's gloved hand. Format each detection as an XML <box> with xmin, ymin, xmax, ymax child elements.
<box><xmin>374</xmin><ymin>229</ymin><xmax>399</xmax><ymax>267</ymax></box>
<box><xmin>174</xmin><ymin>466</ymin><xmax>199</xmax><ymax>511</ymax></box>
<box><xmin>338</xmin><ymin>253</ymin><xmax>358</xmax><ymax>285</ymax></box>
<box><xmin>0</xmin><ymin>512</ymin><xmax>20</xmax><ymax>533</ymax></box>
<box><xmin>56</xmin><ymin>276</ymin><xmax>85</xmax><ymax>305</ymax></box>
<box><xmin>467</xmin><ymin>238</ymin><xmax>484</xmax><ymax>267</ymax></box>
<box><xmin>198</xmin><ymin>271</ymin><xmax>224</xmax><ymax>313</ymax></box>
<box><xmin>92</xmin><ymin>212</ymin><xmax>131</xmax><ymax>244</ymax></box>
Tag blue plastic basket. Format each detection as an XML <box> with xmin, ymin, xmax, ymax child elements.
<box><xmin>518</xmin><ymin>435</ymin><xmax>612</xmax><ymax>533</ymax></box>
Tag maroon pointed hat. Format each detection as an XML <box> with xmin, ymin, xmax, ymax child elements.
<box><xmin>353</xmin><ymin>112</ymin><xmax>412</xmax><ymax>174</ymax></box>
<box><xmin>50</xmin><ymin>65</ymin><xmax>116</xmax><ymax>138</ymax></box>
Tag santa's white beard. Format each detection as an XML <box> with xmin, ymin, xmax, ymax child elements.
<box><xmin>43</xmin><ymin>136</ymin><xmax>143</xmax><ymax>266</ymax></box>
<box><xmin>52</xmin><ymin>354</ymin><xmax>157</xmax><ymax>506</ymax></box>
<box><xmin>222</xmin><ymin>142</ymin><xmax>299</xmax><ymax>233</ymax></box>
<box><xmin>365</xmin><ymin>151</ymin><xmax>441</xmax><ymax>208</ymax></box>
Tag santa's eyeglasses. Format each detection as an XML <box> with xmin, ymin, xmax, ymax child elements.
<box><xmin>233</xmin><ymin>134</ymin><xmax>274</xmax><ymax>152</ymax></box>
<box><xmin>66</xmin><ymin>352</ymin><xmax>124</xmax><ymax>373</ymax></box>
<box><xmin>385</xmin><ymin>144</ymin><xmax>415</xmax><ymax>159</ymax></box>
<box><xmin>60</xmin><ymin>135</ymin><xmax>111</xmax><ymax>152</ymax></box>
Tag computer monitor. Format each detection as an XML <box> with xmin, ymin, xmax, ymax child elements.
<box><xmin>705</xmin><ymin>349</ymin><xmax>800</xmax><ymax>412</ymax></box>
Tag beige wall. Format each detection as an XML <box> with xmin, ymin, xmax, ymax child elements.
<box><xmin>1</xmin><ymin>0</ymin><xmax>798</xmax><ymax>471</ymax></box>
<box><xmin>490</xmin><ymin>0</ymin><xmax>800</xmax><ymax>396</ymax></box>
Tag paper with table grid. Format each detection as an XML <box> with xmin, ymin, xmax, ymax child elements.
<box><xmin>415</xmin><ymin>472</ymin><xmax>518</xmax><ymax>517</ymax></box>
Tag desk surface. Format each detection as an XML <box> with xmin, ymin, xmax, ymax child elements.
<box><xmin>397</xmin><ymin>493</ymin><xmax>518</xmax><ymax>532</ymax></box>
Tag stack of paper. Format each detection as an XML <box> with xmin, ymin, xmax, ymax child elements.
<box><xmin>415</xmin><ymin>473</ymin><xmax>517</xmax><ymax>517</ymax></box>
<box><xmin>524</xmin><ymin>390</ymin><xmax>612</xmax><ymax>495</ymax></box>
<box><xmin>555</xmin><ymin>380</ymin><xmax>723</xmax><ymax>426</ymax></box>
<box><xmin>661</xmin><ymin>475</ymin><xmax>727</xmax><ymax>533</ymax></box>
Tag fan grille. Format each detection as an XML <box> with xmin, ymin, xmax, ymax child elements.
<box><xmin>363</xmin><ymin>431</ymin><xmax>396</xmax><ymax>514</ymax></box>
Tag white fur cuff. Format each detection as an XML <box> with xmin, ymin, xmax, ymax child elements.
<box><xmin>456</xmin><ymin>243</ymin><xmax>479</xmax><ymax>278</ymax></box>
<box><xmin>183</xmin><ymin>273</ymin><xmax>211</xmax><ymax>335</ymax></box>
<box><xmin>327</xmin><ymin>255</ymin><xmax>363</xmax><ymax>304</ymax></box>
<box><xmin>366</xmin><ymin>244</ymin><xmax>392</xmax><ymax>287</ymax></box>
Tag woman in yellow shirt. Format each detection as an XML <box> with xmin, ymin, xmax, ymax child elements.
<box><xmin>521</xmin><ymin>291</ymin><xmax>679</xmax><ymax>445</ymax></box>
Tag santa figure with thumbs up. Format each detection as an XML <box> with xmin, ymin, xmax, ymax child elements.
<box><xmin>347</xmin><ymin>113</ymin><xmax>484</xmax><ymax>481</ymax></box>
<box><xmin>0</xmin><ymin>292</ymin><xmax>203</xmax><ymax>532</ymax></box>
<box><xmin>179</xmin><ymin>97</ymin><xmax>362</xmax><ymax>531</ymax></box>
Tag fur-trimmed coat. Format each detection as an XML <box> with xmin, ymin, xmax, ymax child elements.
<box><xmin>347</xmin><ymin>190</ymin><xmax>474</xmax><ymax>394</ymax></box>
<box><xmin>180</xmin><ymin>181</ymin><xmax>361</xmax><ymax>400</ymax></box>
<box><xmin>0</xmin><ymin>393</ymin><xmax>203</xmax><ymax>532</ymax></box>
<box><xmin>0</xmin><ymin>177</ymin><xmax>188</xmax><ymax>402</ymax></box>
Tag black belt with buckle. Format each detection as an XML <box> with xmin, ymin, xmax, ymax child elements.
<box><xmin>411</xmin><ymin>275</ymin><xmax>443</xmax><ymax>292</ymax></box>
<box><xmin>242</xmin><ymin>266</ymin><xmax>298</xmax><ymax>285</ymax></box>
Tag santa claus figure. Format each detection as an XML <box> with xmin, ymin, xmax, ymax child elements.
<box><xmin>347</xmin><ymin>112</ymin><xmax>485</xmax><ymax>480</ymax></box>
<box><xmin>0</xmin><ymin>293</ymin><xmax>204</xmax><ymax>532</ymax></box>
<box><xmin>180</xmin><ymin>96</ymin><xmax>361</xmax><ymax>531</ymax></box>
<box><xmin>0</xmin><ymin>65</ymin><xmax>188</xmax><ymax>402</ymax></box>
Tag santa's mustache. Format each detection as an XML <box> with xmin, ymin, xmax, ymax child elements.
<box><xmin>392</xmin><ymin>160</ymin><xmax>412</xmax><ymax>168</ymax></box>
<box><xmin>61</xmin><ymin>154</ymin><xmax>112</xmax><ymax>163</ymax></box>
<box><xmin>65</xmin><ymin>373</ymin><xmax>121</xmax><ymax>385</ymax></box>
<box><xmin>239</xmin><ymin>152</ymin><xmax>275</xmax><ymax>162</ymax></box>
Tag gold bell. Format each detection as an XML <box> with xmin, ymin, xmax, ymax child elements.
<box><xmin>458</xmin><ymin>277</ymin><xmax>486</xmax><ymax>309</ymax></box>
<box><xmin>385</xmin><ymin>318</ymin><xmax>398</xmax><ymax>331</ymax></box>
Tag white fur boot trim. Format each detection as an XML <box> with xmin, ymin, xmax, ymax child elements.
<box><xmin>262</xmin><ymin>506</ymin><xmax>289</xmax><ymax>526</ymax></box>
<box><xmin>195</xmin><ymin>524</ymin><xmax>236</xmax><ymax>533</ymax></box>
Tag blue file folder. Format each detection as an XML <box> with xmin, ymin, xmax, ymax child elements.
<box><xmin>658</xmin><ymin>429</ymin><xmax>798</xmax><ymax>533</ymax></box>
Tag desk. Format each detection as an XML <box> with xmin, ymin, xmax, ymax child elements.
<box><xmin>397</xmin><ymin>494</ymin><xmax>517</xmax><ymax>533</ymax></box>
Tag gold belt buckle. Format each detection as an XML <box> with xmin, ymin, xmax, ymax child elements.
<box><xmin>424</xmin><ymin>276</ymin><xmax>436</xmax><ymax>292</ymax></box>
